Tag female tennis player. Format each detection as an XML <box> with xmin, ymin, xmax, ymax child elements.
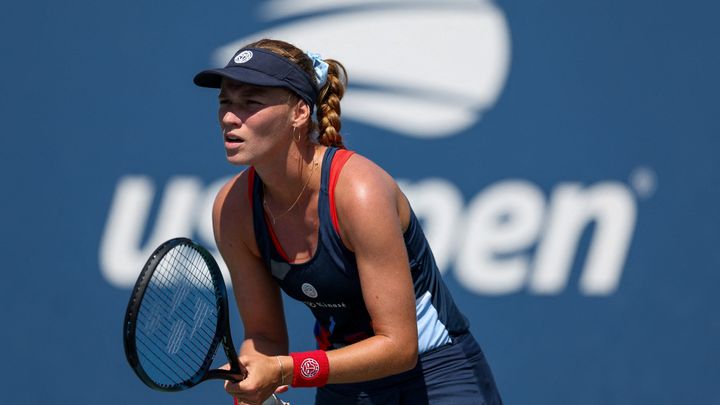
<box><xmin>193</xmin><ymin>39</ymin><xmax>502</xmax><ymax>405</ymax></box>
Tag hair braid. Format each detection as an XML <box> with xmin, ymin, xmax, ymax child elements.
<box><xmin>316</xmin><ymin>59</ymin><xmax>347</xmax><ymax>149</ymax></box>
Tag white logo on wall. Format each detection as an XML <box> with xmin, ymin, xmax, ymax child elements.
<box><xmin>212</xmin><ymin>0</ymin><xmax>511</xmax><ymax>138</ymax></box>
<box><xmin>100</xmin><ymin>170</ymin><xmax>655</xmax><ymax>295</ymax></box>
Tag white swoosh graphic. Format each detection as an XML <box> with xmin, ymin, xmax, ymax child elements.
<box><xmin>213</xmin><ymin>2</ymin><xmax>511</xmax><ymax>138</ymax></box>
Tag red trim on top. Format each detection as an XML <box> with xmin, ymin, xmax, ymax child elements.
<box><xmin>328</xmin><ymin>150</ymin><xmax>355</xmax><ymax>234</ymax></box>
<box><xmin>247</xmin><ymin>167</ymin><xmax>256</xmax><ymax>204</ymax></box>
<box><xmin>265</xmin><ymin>214</ymin><xmax>291</xmax><ymax>262</ymax></box>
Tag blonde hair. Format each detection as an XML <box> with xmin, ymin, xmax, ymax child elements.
<box><xmin>245</xmin><ymin>39</ymin><xmax>348</xmax><ymax>149</ymax></box>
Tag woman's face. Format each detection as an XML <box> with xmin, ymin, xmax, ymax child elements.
<box><xmin>218</xmin><ymin>79</ymin><xmax>295</xmax><ymax>166</ymax></box>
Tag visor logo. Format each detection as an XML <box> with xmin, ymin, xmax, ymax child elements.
<box><xmin>233</xmin><ymin>50</ymin><xmax>253</xmax><ymax>64</ymax></box>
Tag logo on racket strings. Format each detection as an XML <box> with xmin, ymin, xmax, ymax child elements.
<box><xmin>167</xmin><ymin>320</ymin><xmax>187</xmax><ymax>355</ymax></box>
<box><xmin>300</xmin><ymin>358</ymin><xmax>321</xmax><ymax>379</ymax></box>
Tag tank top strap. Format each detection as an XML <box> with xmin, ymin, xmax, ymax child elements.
<box><xmin>247</xmin><ymin>167</ymin><xmax>276</xmax><ymax>267</ymax></box>
<box><xmin>319</xmin><ymin>147</ymin><xmax>338</xmax><ymax>195</ymax></box>
<box><xmin>319</xmin><ymin>147</ymin><xmax>356</xmax><ymax>235</ymax></box>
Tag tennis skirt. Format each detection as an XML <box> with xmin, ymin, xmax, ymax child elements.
<box><xmin>315</xmin><ymin>333</ymin><xmax>502</xmax><ymax>405</ymax></box>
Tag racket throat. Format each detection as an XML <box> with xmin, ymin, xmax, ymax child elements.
<box><xmin>205</xmin><ymin>368</ymin><xmax>247</xmax><ymax>382</ymax></box>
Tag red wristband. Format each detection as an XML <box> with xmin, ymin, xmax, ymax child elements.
<box><xmin>290</xmin><ymin>350</ymin><xmax>330</xmax><ymax>387</ymax></box>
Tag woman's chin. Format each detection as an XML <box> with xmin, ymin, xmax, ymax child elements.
<box><xmin>225</xmin><ymin>151</ymin><xmax>249</xmax><ymax>166</ymax></box>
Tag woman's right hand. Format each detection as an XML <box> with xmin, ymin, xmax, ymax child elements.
<box><xmin>223</xmin><ymin>354</ymin><xmax>289</xmax><ymax>405</ymax></box>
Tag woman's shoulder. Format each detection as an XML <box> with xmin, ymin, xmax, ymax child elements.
<box><xmin>332</xmin><ymin>149</ymin><xmax>411</xmax><ymax>250</ymax></box>
<box><xmin>333</xmin><ymin>151</ymin><xmax>403</xmax><ymax>224</ymax></box>
<box><xmin>214</xmin><ymin>168</ymin><xmax>253</xmax><ymax>211</ymax></box>
<box><xmin>336</xmin><ymin>150</ymin><xmax>398</xmax><ymax>195</ymax></box>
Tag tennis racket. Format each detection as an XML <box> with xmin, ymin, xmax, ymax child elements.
<box><xmin>123</xmin><ymin>237</ymin><xmax>285</xmax><ymax>404</ymax></box>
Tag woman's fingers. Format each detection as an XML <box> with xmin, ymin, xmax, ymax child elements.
<box><xmin>224</xmin><ymin>355</ymin><xmax>284</xmax><ymax>405</ymax></box>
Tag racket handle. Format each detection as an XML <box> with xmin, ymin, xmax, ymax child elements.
<box><xmin>233</xmin><ymin>394</ymin><xmax>285</xmax><ymax>405</ymax></box>
<box><xmin>263</xmin><ymin>394</ymin><xmax>286</xmax><ymax>405</ymax></box>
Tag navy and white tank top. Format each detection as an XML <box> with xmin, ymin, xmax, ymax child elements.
<box><xmin>248</xmin><ymin>147</ymin><xmax>469</xmax><ymax>353</ymax></box>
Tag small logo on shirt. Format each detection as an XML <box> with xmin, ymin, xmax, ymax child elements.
<box><xmin>301</xmin><ymin>283</ymin><xmax>318</xmax><ymax>298</ymax></box>
<box><xmin>233</xmin><ymin>50</ymin><xmax>253</xmax><ymax>64</ymax></box>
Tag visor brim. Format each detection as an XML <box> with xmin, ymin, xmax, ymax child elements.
<box><xmin>193</xmin><ymin>66</ymin><xmax>288</xmax><ymax>89</ymax></box>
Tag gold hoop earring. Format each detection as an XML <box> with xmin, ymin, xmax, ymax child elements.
<box><xmin>292</xmin><ymin>126</ymin><xmax>301</xmax><ymax>142</ymax></box>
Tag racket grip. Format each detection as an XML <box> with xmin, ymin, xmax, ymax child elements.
<box><xmin>233</xmin><ymin>394</ymin><xmax>286</xmax><ymax>405</ymax></box>
<box><xmin>263</xmin><ymin>394</ymin><xmax>286</xmax><ymax>405</ymax></box>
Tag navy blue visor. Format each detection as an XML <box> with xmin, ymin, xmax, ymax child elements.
<box><xmin>193</xmin><ymin>48</ymin><xmax>318</xmax><ymax>110</ymax></box>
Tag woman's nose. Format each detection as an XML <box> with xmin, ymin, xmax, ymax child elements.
<box><xmin>220</xmin><ymin>110</ymin><xmax>242</xmax><ymax>127</ymax></box>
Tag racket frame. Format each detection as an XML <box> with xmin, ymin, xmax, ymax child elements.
<box><xmin>123</xmin><ymin>237</ymin><xmax>245</xmax><ymax>392</ymax></box>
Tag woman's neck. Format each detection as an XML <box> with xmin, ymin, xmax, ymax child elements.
<box><xmin>257</xmin><ymin>141</ymin><xmax>323</xmax><ymax>206</ymax></box>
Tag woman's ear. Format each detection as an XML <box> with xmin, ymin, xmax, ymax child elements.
<box><xmin>290</xmin><ymin>99</ymin><xmax>311</xmax><ymax>128</ymax></box>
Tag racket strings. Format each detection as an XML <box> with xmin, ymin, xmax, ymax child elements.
<box><xmin>147</xmin><ymin>249</ymin><xmax>217</xmax><ymax>334</ymax></box>
<box><xmin>137</xmin><ymin>276</ymin><xmax>216</xmax><ymax>381</ymax></box>
<box><xmin>137</xmin><ymin>296</ymin><xmax>215</xmax><ymax>356</ymax></box>
<box><xmin>142</xmin><ymin>255</ymin><xmax>217</xmax><ymax>346</ymax></box>
<box><xmin>135</xmin><ymin>244</ymin><xmax>223</xmax><ymax>387</ymax></box>
<box><xmin>135</xmin><ymin>314</ymin><xmax>214</xmax><ymax>373</ymax></box>
<box><xmin>147</xmin><ymin>246</ymin><xmax>217</xmax><ymax>337</ymax></box>
<box><xmin>135</xmin><ymin>337</ymin><xmax>194</xmax><ymax>383</ymax></box>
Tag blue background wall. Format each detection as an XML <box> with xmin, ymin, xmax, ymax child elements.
<box><xmin>2</xmin><ymin>1</ymin><xmax>719</xmax><ymax>404</ymax></box>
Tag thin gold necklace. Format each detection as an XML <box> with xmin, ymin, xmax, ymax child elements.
<box><xmin>263</xmin><ymin>156</ymin><xmax>318</xmax><ymax>224</ymax></box>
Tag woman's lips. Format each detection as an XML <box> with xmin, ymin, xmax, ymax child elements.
<box><xmin>224</xmin><ymin>133</ymin><xmax>244</xmax><ymax>148</ymax></box>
